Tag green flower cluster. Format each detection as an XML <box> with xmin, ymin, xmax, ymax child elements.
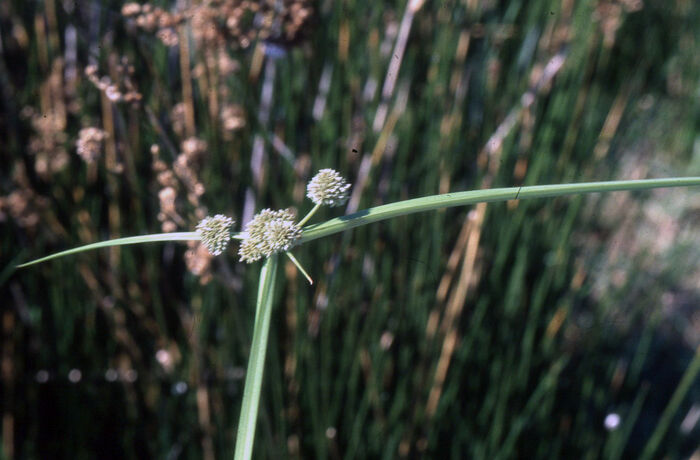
<box><xmin>306</xmin><ymin>168</ymin><xmax>351</xmax><ymax>207</ymax></box>
<box><xmin>195</xmin><ymin>214</ymin><xmax>235</xmax><ymax>256</ymax></box>
<box><xmin>197</xmin><ymin>169</ymin><xmax>351</xmax><ymax>266</ymax></box>
<box><xmin>238</xmin><ymin>209</ymin><xmax>302</xmax><ymax>263</ymax></box>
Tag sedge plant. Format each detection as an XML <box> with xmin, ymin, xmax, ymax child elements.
<box><xmin>17</xmin><ymin>171</ymin><xmax>700</xmax><ymax>460</ymax></box>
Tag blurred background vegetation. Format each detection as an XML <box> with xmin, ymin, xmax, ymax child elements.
<box><xmin>2</xmin><ymin>0</ymin><xmax>700</xmax><ymax>458</ymax></box>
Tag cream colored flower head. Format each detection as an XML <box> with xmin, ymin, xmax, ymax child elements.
<box><xmin>306</xmin><ymin>169</ymin><xmax>351</xmax><ymax>207</ymax></box>
<box><xmin>196</xmin><ymin>214</ymin><xmax>235</xmax><ymax>256</ymax></box>
<box><xmin>239</xmin><ymin>209</ymin><xmax>302</xmax><ymax>263</ymax></box>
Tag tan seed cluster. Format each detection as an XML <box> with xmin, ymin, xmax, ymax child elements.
<box><xmin>182</xmin><ymin>137</ymin><xmax>208</xmax><ymax>161</ymax></box>
<box><xmin>151</xmin><ymin>139</ymin><xmax>215</xmax><ymax>278</ymax></box>
<box><xmin>190</xmin><ymin>0</ymin><xmax>313</xmax><ymax>48</ymax></box>
<box><xmin>170</xmin><ymin>103</ymin><xmax>187</xmax><ymax>138</ymax></box>
<box><xmin>76</xmin><ymin>127</ymin><xmax>106</xmax><ymax>164</ymax></box>
<box><xmin>122</xmin><ymin>3</ymin><xmax>184</xmax><ymax>47</ymax></box>
<box><xmin>85</xmin><ymin>59</ymin><xmax>142</xmax><ymax>104</ymax></box>
<box><xmin>151</xmin><ymin>140</ymin><xmax>208</xmax><ymax>233</ymax></box>
<box><xmin>24</xmin><ymin>108</ymin><xmax>69</xmax><ymax>179</ymax></box>
<box><xmin>3</xmin><ymin>53</ymin><xmax>78</xmax><ymax>231</ymax></box>
<box><xmin>185</xmin><ymin>241</ymin><xmax>214</xmax><ymax>284</ymax></box>
<box><xmin>221</xmin><ymin>104</ymin><xmax>246</xmax><ymax>132</ymax></box>
<box><xmin>122</xmin><ymin>1</ymin><xmax>313</xmax><ymax>50</ymax></box>
<box><xmin>0</xmin><ymin>165</ymin><xmax>48</xmax><ymax>230</ymax></box>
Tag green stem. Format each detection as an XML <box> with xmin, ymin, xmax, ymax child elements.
<box><xmin>298</xmin><ymin>203</ymin><xmax>322</xmax><ymax>227</ymax></box>
<box><xmin>299</xmin><ymin>177</ymin><xmax>700</xmax><ymax>244</ymax></box>
<box><xmin>234</xmin><ymin>255</ymin><xmax>279</xmax><ymax>460</ymax></box>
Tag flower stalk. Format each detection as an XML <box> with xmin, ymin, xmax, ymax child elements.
<box><xmin>234</xmin><ymin>255</ymin><xmax>279</xmax><ymax>460</ymax></box>
<box><xmin>297</xmin><ymin>202</ymin><xmax>322</xmax><ymax>227</ymax></box>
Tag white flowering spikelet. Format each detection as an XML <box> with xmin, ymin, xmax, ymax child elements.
<box><xmin>306</xmin><ymin>169</ymin><xmax>351</xmax><ymax>207</ymax></box>
<box><xmin>196</xmin><ymin>214</ymin><xmax>235</xmax><ymax>256</ymax></box>
<box><xmin>239</xmin><ymin>209</ymin><xmax>302</xmax><ymax>263</ymax></box>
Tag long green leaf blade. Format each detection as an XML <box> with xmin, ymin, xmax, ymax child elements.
<box><xmin>17</xmin><ymin>177</ymin><xmax>700</xmax><ymax>269</ymax></box>
<box><xmin>16</xmin><ymin>232</ymin><xmax>201</xmax><ymax>268</ymax></box>
<box><xmin>300</xmin><ymin>177</ymin><xmax>700</xmax><ymax>244</ymax></box>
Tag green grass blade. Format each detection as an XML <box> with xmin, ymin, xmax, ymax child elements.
<box><xmin>300</xmin><ymin>177</ymin><xmax>700</xmax><ymax>244</ymax></box>
<box><xmin>234</xmin><ymin>255</ymin><xmax>279</xmax><ymax>460</ymax></box>
<box><xmin>16</xmin><ymin>232</ymin><xmax>201</xmax><ymax>268</ymax></box>
<box><xmin>603</xmin><ymin>384</ymin><xmax>649</xmax><ymax>460</ymax></box>
<box><xmin>639</xmin><ymin>345</ymin><xmax>700</xmax><ymax>460</ymax></box>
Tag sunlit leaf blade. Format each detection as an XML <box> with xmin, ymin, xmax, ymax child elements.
<box><xmin>300</xmin><ymin>177</ymin><xmax>700</xmax><ymax>244</ymax></box>
<box><xmin>16</xmin><ymin>232</ymin><xmax>201</xmax><ymax>268</ymax></box>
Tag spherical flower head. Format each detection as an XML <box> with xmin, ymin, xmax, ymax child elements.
<box><xmin>239</xmin><ymin>209</ymin><xmax>301</xmax><ymax>263</ymax></box>
<box><xmin>264</xmin><ymin>218</ymin><xmax>302</xmax><ymax>253</ymax></box>
<box><xmin>196</xmin><ymin>214</ymin><xmax>235</xmax><ymax>256</ymax></box>
<box><xmin>306</xmin><ymin>169</ymin><xmax>351</xmax><ymax>207</ymax></box>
